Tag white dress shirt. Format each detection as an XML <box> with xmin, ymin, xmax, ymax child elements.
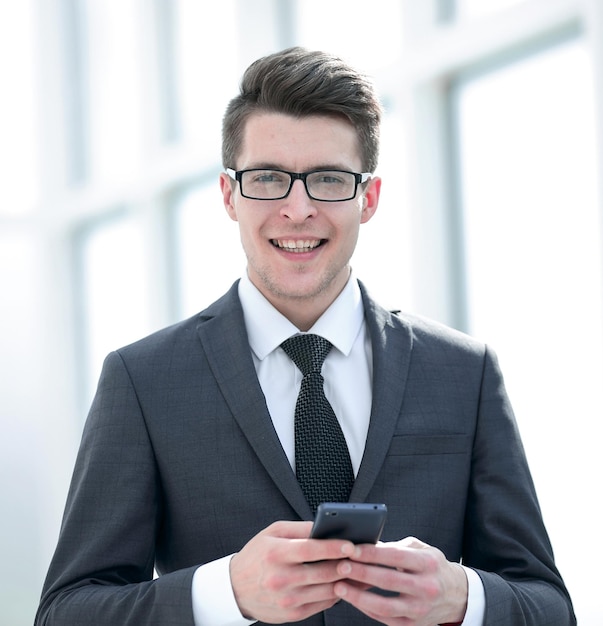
<box><xmin>191</xmin><ymin>273</ymin><xmax>484</xmax><ymax>626</ymax></box>
<box><xmin>238</xmin><ymin>270</ymin><xmax>373</xmax><ymax>476</ymax></box>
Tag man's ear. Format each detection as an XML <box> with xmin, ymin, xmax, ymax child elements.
<box><xmin>360</xmin><ymin>176</ymin><xmax>381</xmax><ymax>224</ymax></box>
<box><xmin>219</xmin><ymin>172</ymin><xmax>238</xmax><ymax>222</ymax></box>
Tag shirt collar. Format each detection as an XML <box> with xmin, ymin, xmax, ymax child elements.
<box><xmin>238</xmin><ymin>272</ymin><xmax>365</xmax><ymax>360</ymax></box>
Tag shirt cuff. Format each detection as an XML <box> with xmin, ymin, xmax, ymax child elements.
<box><xmin>191</xmin><ymin>554</ymin><xmax>257</xmax><ymax>626</ymax></box>
<box><xmin>459</xmin><ymin>565</ymin><xmax>485</xmax><ymax>625</ymax></box>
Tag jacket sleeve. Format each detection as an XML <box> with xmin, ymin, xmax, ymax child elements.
<box><xmin>463</xmin><ymin>346</ymin><xmax>576</xmax><ymax>625</ymax></box>
<box><xmin>35</xmin><ymin>350</ymin><xmax>197</xmax><ymax>626</ymax></box>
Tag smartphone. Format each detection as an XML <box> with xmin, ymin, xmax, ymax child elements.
<box><xmin>310</xmin><ymin>502</ymin><xmax>387</xmax><ymax>544</ymax></box>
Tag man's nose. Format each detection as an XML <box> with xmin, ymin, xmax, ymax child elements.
<box><xmin>280</xmin><ymin>179</ymin><xmax>317</xmax><ymax>221</ymax></box>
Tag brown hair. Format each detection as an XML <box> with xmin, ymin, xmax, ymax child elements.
<box><xmin>222</xmin><ymin>47</ymin><xmax>383</xmax><ymax>172</ymax></box>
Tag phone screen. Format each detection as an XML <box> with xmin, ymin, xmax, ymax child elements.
<box><xmin>310</xmin><ymin>502</ymin><xmax>387</xmax><ymax>544</ymax></box>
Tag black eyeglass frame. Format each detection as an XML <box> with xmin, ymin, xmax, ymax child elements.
<box><xmin>225</xmin><ymin>167</ymin><xmax>372</xmax><ymax>202</ymax></box>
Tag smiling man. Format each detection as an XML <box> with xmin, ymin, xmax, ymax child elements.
<box><xmin>221</xmin><ymin>112</ymin><xmax>379</xmax><ymax>331</ymax></box>
<box><xmin>36</xmin><ymin>47</ymin><xmax>575</xmax><ymax>626</ymax></box>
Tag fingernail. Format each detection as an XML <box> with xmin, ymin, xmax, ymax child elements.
<box><xmin>334</xmin><ymin>582</ymin><xmax>347</xmax><ymax>597</ymax></box>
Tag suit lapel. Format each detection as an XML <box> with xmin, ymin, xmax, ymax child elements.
<box><xmin>351</xmin><ymin>283</ymin><xmax>413</xmax><ymax>502</ymax></box>
<box><xmin>195</xmin><ymin>280</ymin><xmax>411</xmax><ymax>514</ymax></box>
<box><xmin>195</xmin><ymin>282</ymin><xmax>312</xmax><ymax>519</ymax></box>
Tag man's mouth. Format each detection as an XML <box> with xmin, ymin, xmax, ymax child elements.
<box><xmin>271</xmin><ymin>239</ymin><xmax>324</xmax><ymax>253</ymax></box>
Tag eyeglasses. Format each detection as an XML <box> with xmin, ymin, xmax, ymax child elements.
<box><xmin>226</xmin><ymin>168</ymin><xmax>371</xmax><ymax>202</ymax></box>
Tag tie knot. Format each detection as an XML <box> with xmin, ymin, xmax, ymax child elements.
<box><xmin>280</xmin><ymin>334</ymin><xmax>333</xmax><ymax>376</ymax></box>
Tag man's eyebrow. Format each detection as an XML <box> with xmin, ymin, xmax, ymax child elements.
<box><xmin>241</xmin><ymin>163</ymin><xmax>356</xmax><ymax>172</ymax></box>
<box><xmin>240</xmin><ymin>162</ymin><xmax>282</xmax><ymax>170</ymax></box>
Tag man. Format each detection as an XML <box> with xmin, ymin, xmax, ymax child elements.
<box><xmin>36</xmin><ymin>47</ymin><xmax>575</xmax><ymax>625</ymax></box>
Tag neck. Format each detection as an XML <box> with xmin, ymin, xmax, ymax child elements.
<box><xmin>248</xmin><ymin>268</ymin><xmax>351</xmax><ymax>331</ymax></box>
<box><xmin>277</xmin><ymin>298</ymin><xmax>331</xmax><ymax>332</ymax></box>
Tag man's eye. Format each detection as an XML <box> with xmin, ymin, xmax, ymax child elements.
<box><xmin>315</xmin><ymin>174</ymin><xmax>345</xmax><ymax>185</ymax></box>
<box><xmin>253</xmin><ymin>171</ymin><xmax>286</xmax><ymax>184</ymax></box>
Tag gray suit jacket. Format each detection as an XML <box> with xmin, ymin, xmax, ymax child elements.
<box><xmin>36</xmin><ymin>280</ymin><xmax>575</xmax><ymax>625</ymax></box>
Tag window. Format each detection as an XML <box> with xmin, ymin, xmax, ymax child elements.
<box><xmin>170</xmin><ymin>0</ymin><xmax>239</xmax><ymax>152</ymax></box>
<box><xmin>454</xmin><ymin>38</ymin><xmax>603</xmax><ymax>426</ymax></box>
<box><xmin>452</xmin><ymin>37</ymin><xmax>603</xmax><ymax>616</ymax></box>
<box><xmin>455</xmin><ymin>0</ymin><xmax>527</xmax><ymax>19</ymax></box>
<box><xmin>174</xmin><ymin>181</ymin><xmax>246</xmax><ymax>317</ymax></box>
<box><xmin>76</xmin><ymin>212</ymin><xmax>152</xmax><ymax>400</ymax></box>
<box><xmin>83</xmin><ymin>0</ymin><xmax>148</xmax><ymax>185</ymax></box>
<box><xmin>295</xmin><ymin>0</ymin><xmax>403</xmax><ymax>71</ymax></box>
<box><xmin>0</xmin><ymin>0</ymin><xmax>39</xmax><ymax>215</ymax></box>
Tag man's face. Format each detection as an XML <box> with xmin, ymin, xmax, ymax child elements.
<box><xmin>220</xmin><ymin>112</ymin><xmax>380</xmax><ymax>325</ymax></box>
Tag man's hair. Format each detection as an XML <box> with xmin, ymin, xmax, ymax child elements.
<box><xmin>222</xmin><ymin>47</ymin><xmax>383</xmax><ymax>173</ymax></box>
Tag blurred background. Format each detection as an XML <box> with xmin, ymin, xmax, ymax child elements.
<box><xmin>1</xmin><ymin>0</ymin><xmax>602</xmax><ymax>624</ymax></box>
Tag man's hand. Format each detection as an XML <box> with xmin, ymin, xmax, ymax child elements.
<box><xmin>230</xmin><ymin>521</ymin><xmax>356</xmax><ymax>623</ymax></box>
<box><xmin>333</xmin><ymin>536</ymin><xmax>468</xmax><ymax>626</ymax></box>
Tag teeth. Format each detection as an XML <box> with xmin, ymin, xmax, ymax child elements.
<box><xmin>273</xmin><ymin>239</ymin><xmax>321</xmax><ymax>252</ymax></box>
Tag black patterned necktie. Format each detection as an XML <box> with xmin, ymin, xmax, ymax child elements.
<box><xmin>280</xmin><ymin>334</ymin><xmax>355</xmax><ymax>513</ymax></box>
